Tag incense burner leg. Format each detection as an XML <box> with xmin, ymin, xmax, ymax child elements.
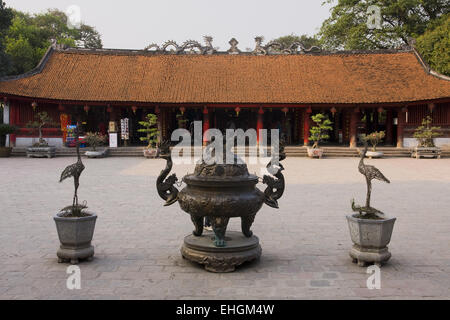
<box><xmin>211</xmin><ymin>217</ymin><xmax>230</xmax><ymax>247</ymax></box>
<box><xmin>241</xmin><ymin>214</ymin><xmax>256</xmax><ymax>238</ymax></box>
<box><xmin>190</xmin><ymin>215</ymin><xmax>204</xmax><ymax>236</ymax></box>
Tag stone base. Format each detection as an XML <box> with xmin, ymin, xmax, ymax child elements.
<box><xmin>181</xmin><ymin>231</ymin><xmax>261</xmax><ymax>273</ymax></box>
<box><xmin>27</xmin><ymin>147</ymin><xmax>56</xmax><ymax>158</ymax></box>
<box><xmin>349</xmin><ymin>245</ymin><xmax>391</xmax><ymax>267</ymax></box>
<box><xmin>57</xmin><ymin>245</ymin><xmax>94</xmax><ymax>265</ymax></box>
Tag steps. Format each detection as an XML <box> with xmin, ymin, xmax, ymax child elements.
<box><xmin>10</xmin><ymin>146</ymin><xmax>449</xmax><ymax>158</ymax></box>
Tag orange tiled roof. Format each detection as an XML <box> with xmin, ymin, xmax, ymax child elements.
<box><xmin>0</xmin><ymin>48</ymin><xmax>449</xmax><ymax>104</ymax></box>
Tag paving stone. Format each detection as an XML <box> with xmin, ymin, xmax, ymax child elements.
<box><xmin>1</xmin><ymin>157</ymin><xmax>450</xmax><ymax>299</ymax></box>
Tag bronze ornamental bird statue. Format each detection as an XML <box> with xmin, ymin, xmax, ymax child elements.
<box><xmin>59</xmin><ymin>125</ymin><xmax>85</xmax><ymax>208</ymax></box>
<box><xmin>355</xmin><ymin>141</ymin><xmax>390</xmax><ymax>218</ymax></box>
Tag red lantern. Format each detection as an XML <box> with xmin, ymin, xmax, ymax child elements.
<box><xmin>58</xmin><ymin>104</ymin><xmax>65</xmax><ymax>112</ymax></box>
<box><xmin>428</xmin><ymin>103</ymin><xmax>435</xmax><ymax>113</ymax></box>
<box><xmin>31</xmin><ymin>101</ymin><xmax>38</xmax><ymax>111</ymax></box>
<box><xmin>132</xmin><ymin>106</ymin><xmax>138</xmax><ymax>114</ymax></box>
<box><xmin>306</xmin><ymin>106</ymin><xmax>312</xmax><ymax>114</ymax></box>
<box><xmin>84</xmin><ymin>105</ymin><xmax>90</xmax><ymax>114</ymax></box>
<box><xmin>235</xmin><ymin>107</ymin><xmax>241</xmax><ymax>116</ymax></box>
<box><xmin>330</xmin><ymin>107</ymin><xmax>337</xmax><ymax>117</ymax></box>
<box><xmin>282</xmin><ymin>107</ymin><xmax>289</xmax><ymax>116</ymax></box>
<box><xmin>107</xmin><ymin>105</ymin><xmax>112</xmax><ymax>113</ymax></box>
<box><xmin>180</xmin><ymin>106</ymin><xmax>186</xmax><ymax>115</ymax></box>
<box><xmin>377</xmin><ymin>107</ymin><xmax>384</xmax><ymax>114</ymax></box>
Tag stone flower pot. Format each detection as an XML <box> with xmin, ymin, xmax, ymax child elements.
<box><xmin>27</xmin><ymin>146</ymin><xmax>56</xmax><ymax>158</ymax></box>
<box><xmin>346</xmin><ymin>214</ymin><xmax>396</xmax><ymax>267</ymax></box>
<box><xmin>0</xmin><ymin>147</ymin><xmax>12</xmax><ymax>158</ymax></box>
<box><xmin>143</xmin><ymin>147</ymin><xmax>159</xmax><ymax>158</ymax></box>
<box><xmin>366</xmin><ymin>151</ymin><xmax>384</xmax><ymax>159</ymax></box>
<box><xmin>54</xmin><ymin>212</ymin><xmax>97</xmax><ymax>264</ymax></box>
<box><xmin>307</xmin><ymin>147</ymin><xmax>324</xmax><ymax>158</ymax></box>
<box><xmin>85</xmin><ymin>148</ymin><xmax>108</xmax><ymax>158</ymax></box>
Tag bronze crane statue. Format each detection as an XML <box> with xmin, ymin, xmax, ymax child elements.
<box><xmin>59</xmin><ymin>124</ymin><xmax>85</xmax><ymax>209</ymax></box>
<box><xmin>353</xmin><ymin>141</ymin><xmax>390</xmax><ymax>218</ymax></box>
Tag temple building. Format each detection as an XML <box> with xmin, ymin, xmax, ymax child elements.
<box><xmin>1</xmin><ymin>38</ymin><xmax>449</xmax><ymax>149</ymax></box>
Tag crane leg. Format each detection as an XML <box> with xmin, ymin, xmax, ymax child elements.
<box><xmin>365</xmin><ymin>179</ymin><xmax>372</xmax><ymax>208</ymax></box>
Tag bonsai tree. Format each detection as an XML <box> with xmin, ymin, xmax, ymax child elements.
<box><xmin>85</xmin><ymin>132</ymin><xmax>107</xmax><ymax>151</ymax></box>
<box><xmin>413</xmin><ymin>116</ymin><xmax>441</xmax><ymax>147</ymax></box>
<box><xmin>26</xmin><ymin>111</ymin><xmax>54</xmax><ymax>147</ymax></box>
<box><xmin>0</xmin><ymin>124</ymin><xmax>17</xmax><ymax>147</ymax></box>
<box><xmin>138</xmin><ymin>113</ymin><xmax>159</xmax><ymax>149</ymax></box>
<box><xmin>309</xmin><ymin>113</ymin><xmax>333</xmax><ymax>148</ymax></box>
<box><xmin>362</xmin><ymin>131</ymin><xmax>385</xmax><ymax>152</ymax></box>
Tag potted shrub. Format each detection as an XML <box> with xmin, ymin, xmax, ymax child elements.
<box><xmin>84</xmin><ymin>132</ymin><xmax>108</xmax><ymax>158</ymax></box>
<box><xmin>0</xmin><ymin>124</ymin><xmax>17</xmax><ymax>157</ymax></box>
<box><xmin>138</xmin><ymin>113</ymin><xmax>160</xmax><ymax>158</ymax></box>
<box><xmin>26</xmin><ymin>112</ymin><xmax>57</xmax><ymax>158</ymax></box>
<box><xmin>55</xmin><ymin>128</ymin><xmax>97</xmax><ymax>264</ymax></box>
<box><xmin>411</xmin><ymin>116</ymin><xmax>442</xmax><ymax>159</ymax></box>
<box><xmin>347</xmin><ymin>142</ymin><xmax>395</xmax><ymax>267</ymax></box>
<box><xmin>362</xmin><ymin>131</ymin><xmax>385</xmax><ymax>158</ymax></box>
<box><xmin>307</xmin><ymin>113</ymin><xmax>333</xmax><ymax>158</ymax></box>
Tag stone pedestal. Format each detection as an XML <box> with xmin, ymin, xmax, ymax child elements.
<box><xmin>181</xmin><ymin>231</ymin><xmax>261</xmax><ymax>273</ymax></box>
<box><xmin>349</xmin><ymin>245</ymin><xmax>391</xmax><ymax>267</ymax></box>
<box><xmin>27</xmin><ymin>146</ymin><xmax>56</xmax><ymax>158</ymax></box>
<box><xmin>57</xmin><ymin>245</ymin><xmax>94</xmax><ymax>264</ymax></box>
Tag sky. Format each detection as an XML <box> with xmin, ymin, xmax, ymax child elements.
<box><xmin>6</xmin><ymin>0</ymin><xmax>334</xmax><ymax>51</ymax></box>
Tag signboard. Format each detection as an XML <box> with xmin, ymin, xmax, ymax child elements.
<box><xmin>109</xmin><ymin>133</ymin><xmax>118</xmax><ymax>148</ymax></box>
<box><xmin>120</xmin><ymin>118</ymin><xmax>129</xmax><ymax>140</ymax></box>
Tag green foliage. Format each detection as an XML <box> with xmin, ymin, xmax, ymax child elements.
<box><xmin>416</xmin><ymin>13</ymin><xmax>450</xmax><ymax>76</ymax></box>
<box><xmin>319</xmin><ymin>0</ymin><xmax>449</xmax><ymax>50</ymax></box>
<box><xmin>4</xmin><ymin>9</ymin><xmax>102</xmax><ymax>75</ymax></box>
<box><xmin>362</xmin><ymin>131</ymin><xmax>385</xmax><ymax>151</ymax></box>
<box><xmin>26</xmin><ymin>111</ymin><xmax>55</xmax><ymax>146</ymax></box>
<box><xmin>413</xmin><ymin>116</ymin><xmax>442</xmax><ymax>147</ymax></box>
<box><xmin>271</xmin><ymin>34</ymin><xmax>320</xmax><ymax>50</ymax></box>
<box><xmin>0</xmin><ymin>123</ymin><xmax>17</xmax><ymax>146</ymax></box>
<box><xmin>138</xmin><ymin>113</ymin><xmax>159</xmax><ymax>148</ymax></box>
<box><xmin>309</xmin><ymin>113</ymin><xmax>333</xmax><ymax>148</ymax></box>
<box><xmin>85</xmin><ymin>132</ymin><xmax>106</xmax><ymax>151</ymax></box>
<box><xmin>0</xmin><ymin>1</ymin><xmax>13</xmax><ymax>76</ymax></box>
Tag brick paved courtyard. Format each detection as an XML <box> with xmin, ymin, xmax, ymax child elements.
<box><xmin>1</xmin><ymin>156</ymin><xmax>450</xmax><ymax>300</ymax></box>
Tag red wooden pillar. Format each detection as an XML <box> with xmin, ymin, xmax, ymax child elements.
<box><xmin>349</xmin><ymin>107</ymin><xmax>359</xmax><ymax>148</ymax></box>
<box><xmin>303</xmin><ymin>107</ymin><xmax>312</xmax><ymax>146</ymax></box>
<box><xmin>386</xmin><ymin>108</ymin><xmax>393</xmax><ymax>145</ymax></box>
<box><xmin>257</xmin><ymin>107</ymin><xmax>264</xmax><ymax>144</ymax></box>
<box><xmin>397</xmin><ymin>107</ymin><xmax>407</xmax><ymax>148</ymax></box>
<box><xmin>155</xmin><ymin>106</ymin><xmax>161</xmax><ymax>143</ymax></box>
<box><xmin>203</xmin><ymin>106</ymin><xmax>209</xmax><ymax>145</ymax></box>
<box><xmin>9</xmin><ymin>101</ymin><xmax>16</xmax><ymax>146</ymax></box>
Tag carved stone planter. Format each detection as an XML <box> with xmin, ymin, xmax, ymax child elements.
<box><xmin>346</xmin><ymin>214</ymin><xmax>396</xmax><ymax>267</ymax></box>
<box><xmin>143</xmin><ymin>147</ymin><xmax>159</xmax><ymax>158</ymax></box>
<box><xmin>366</xmin><ymin>151</ymin><xmax>384</xmax><ymax>159</ymax></box>
<box><xmin>54</xmin><ymin>212</ymin><xmax>97</xmax><ymax>264</ymax></box>
<box><xmin>307</xmin><ymin>147</ymin><xmax>323</xmax><ymax>158</ymax></box>
<box><xmin>0</xmin><ymin>147</ymin><xmax>12</xmax><ymax>158</ymax></box>
<box><xmin>27</xmin><ymin>146</ymin><xmax>56</xmax><ymax>158</ymax></box>
<box><xmin>85</xmin><ymin>148</ymin><xmax>108</xmax><ymax>158</ymax></box>
<box><xmin>411</xmin><ymin>147</ymin><xmax>441</xmax><ymax>159</ymax></box>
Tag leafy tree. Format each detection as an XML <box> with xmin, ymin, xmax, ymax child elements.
<box><xmin>416</xmin><ymin>13</ymin><xmax>450</xmax><ymax>76</ymax></box>
<box><xmin>413</xmin><ymin>116</ymin><xmax>442</xmax><ymax>147</ymax></box>
<box><xmin>26</xmin><ymin>111</ymin><xmax>55</xmax><ymax>146</ymax></box>
<box><xmin>318</xmin><ymin>0</ymin><xmax>449</xmax><ymax>50</ymax></box>
<box><xmin>309</xmin><ymin>113</ymin><xmax>333</xmax><ymax>148</ymax></box>
<box><xmin>271</xmin><ymin>34</ymin><xmax>321</xmax><ymax>49</ymax></box>
<box><xmin>138</xmin><ymin>113</ymin><xmax>159</xmax><ymax>148</ymax></box>
<box><xmin>5</xmin><ymin>9</ymin><xmax>102</xmax><ymax>75</ymax></box>
<box><xmin>0</xmin><ymin>1</ymin><xmax>13</xmax><ymax>76</ymax></box>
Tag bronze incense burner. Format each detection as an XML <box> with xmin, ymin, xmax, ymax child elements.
<box><xmin>156</xmin><ymin>139</ymin><xmax>285</xmax><ymax>272</ymax></box>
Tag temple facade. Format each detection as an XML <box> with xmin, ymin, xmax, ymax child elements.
<box><xmin>1</xmin><ymin>38</ymin><xmax>449</xmax><ymax>149</ymax></box>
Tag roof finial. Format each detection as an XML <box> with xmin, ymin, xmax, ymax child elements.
<box><xmin>227</xmin><ymin>38</ymin><xmax>241</xmax><ymax>54</ymax></box>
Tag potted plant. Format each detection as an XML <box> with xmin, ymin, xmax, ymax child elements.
<box><xmin>362</xmin><ymin>131</ymin><xmax>385</xmax><ymax>158</ymax></box>
<box><xmin>138</xmin><ymin>113</ymin><xmax>160</xmax><ymax>158</ymax></box>
<box><xmin>307</xmin><ymin>113</ymin><xmax>333</xmax><ymax>158</ymax></box>
<box><xmin>347</xmin><ymin>141</ymin><xmax>395</xmax><ymax>267</ymax></box>
<box><xmin>84</xmin><ymin>132</ymin><xmax>108</xmax><ymax>158</ymax></box>
<box><xmin>26</xmin><ymin>111</ymin><xmax>57</xmax><ymax>158</ymax></box>
<box><xmin>55</xmin><ymin>127</ymin><xmax>97</xmax><ymax>264</ymax></box>
<box><xmin>411</xmin><ymin>116</ymin><xmax>442</xmax><ymax>159</ymax></box>
<box><xmin>0</xmin><ymin>124</ymin><xmax>17</xmax><ymax>157</ymax></box>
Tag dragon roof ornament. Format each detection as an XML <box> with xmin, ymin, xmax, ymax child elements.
<box><xmin>143</xmin><ymin>36</ymin><xmax>321</xmax><ymax>55</ymax></box>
